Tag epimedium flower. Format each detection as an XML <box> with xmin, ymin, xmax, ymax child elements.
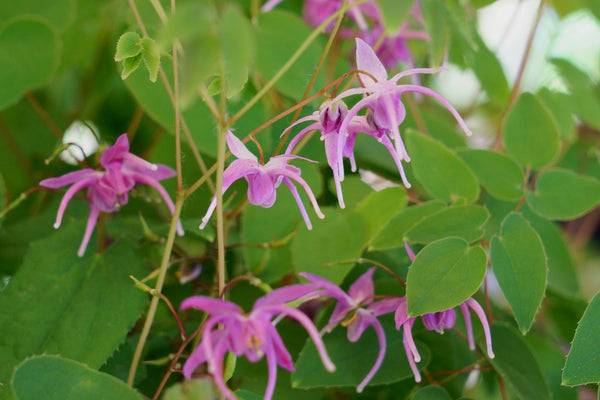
<box><xmin>180</xmin><ymin>284</ymin><xmax>335</xmax><ymax>400</ymax></box>
<box><xmin>300</xmin><ymin>268</ymin><xmax>391</xmax><ymax>393</ymax></box>
<box><xmin>39</xmin><ymin>133</ymin><xmax>182</xmax><ymax>257</ymax></box>
<box><xmin>282</xmin><ymin>100</ymin><xmax>410</xmax><ymax>209</ymax></box>
<box><xmin>199</xmin><ymin>131</ymin><xmax>324</xmax><ymax>230</ymax></box>
<box><xmin>331</xmin><ymin>38</ymin><xmax>473</xmax><ymax>184</ymax></box>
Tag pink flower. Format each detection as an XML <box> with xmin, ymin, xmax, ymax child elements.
<box><xmin>39</xmin><ymin>134</ymin><xmax>182</xmax><ymax>256</ymax></box>
<box><xmin>181</xmin><ymin>285</ymin><xmax>335</xmax><ymax>400</ymax></box>
<box><xmin>200</xmin><ymin>131</ymin><xmax>324</xmax><ymax>230</ymax></box>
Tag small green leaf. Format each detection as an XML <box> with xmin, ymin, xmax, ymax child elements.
<box><xmin>488</xmin><ymin>324</ymin><xmax>551</xmax><ymax>400</ymax></box>
<box><xmin>407</xmin><ymin>238</ymin><xmax>487</xmax><ymax>317</ymax></box>
<box><xmin>410</xmin><ymin>385</ymin><xmax>452</xmax><ymax>400</ymax></box>
<box><xmin>292</xmin><ymin>319</ymin><xmax>430</xmax><ymax>389</ymax></box>
<box><xmin>370</xmin><ymin>200</ymin><xmax>446</xmax><ymax>250</ymax></box>
<box><xmin>219</xmin><ymin>7</ymin><xmax>254</xmax><ymax>98</ymax></box>
<box><xmin>457</xmin><ymin>149</ymin><xmax>524</xmax><ymax>201</ymax></box>
<box><xmin>12</xmin><ymin>355</ymin><xmax>143</xmax><ymax>400</ymax></box>
<box><xmin>406</xmin><ymin>130</ymin><xmax>480</xmax><ymax>203</ymax></box>
<box><xmin>114</xmin><ymin>31</ymin><xmax>142</xmax><ymax>61</ymax></box>
<box><xmin>503</xmin><ymin>92</ymin><xmax>560</xmax><ymax>169</ymax></box>
<box><xmin>405</xmin><ymin>204</ymin><xmax>489</xmax><ymax>244</ymax></box>
<box><xmin>491</xmin><ymin>213</ymin><xmax>547</xmax><ymax>333</ymax></box>
<box><xmin>563</xmin><ymin>291</ymin><xmax>600</xmax><ymax>385</ymax></box>
<box><xmin>140</xmin><ymin>37</ymin><xmax>160</xmax><ymax>82</ymax></box>
<box><xmin>526</xmin><ymin>168</ymin><xmax>600</xmax><ymax>221</ymax></box>
<box><xmin>375</xmin><ymin>0</ymin><xmax>414</xmax><ymax>34</ymax></box>
<box><xmin>163</xmin><ymin>378</ymin><xmax>215</xmax><ymax>400</ymax></box>
<box><xmin>121</xmin><ymin>53</ymin><xmax>142</xmax><ymax>80</ymax></box>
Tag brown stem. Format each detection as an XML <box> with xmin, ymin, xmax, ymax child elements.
<box><xmin>127</xmin><ymin>106</ymin><xmax>145</xmax><ymax>142</ymax></box>
<box><xmin>25</xmin><ymin>92</ymin><xmax>63</xmax><ymax>140</ymax></box>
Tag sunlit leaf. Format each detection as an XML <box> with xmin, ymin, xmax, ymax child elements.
<box><xmin>114</xmin><ymin>31</ymin><xmax>142</xmax><ymax>61</ymax></box>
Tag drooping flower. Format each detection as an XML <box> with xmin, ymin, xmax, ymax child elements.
<box><xmin>40</xmin><ymin>133</ymin><xmax>182</xmax><ymax>256</ymax></box>
<box><xmin>300</xmin><ymin>268</ymin><xmax>390</xmax><ymax>392</ymax></box>
<box><xmin>200</xmin><ymin>131</ymin><xmax>324</xmax><ymax>230</ymax></box>
<box><xmin>180</xmin><ymin>285</ymin><xmax>335</xmax><ymax>400</ymax></box>
<box><xmin>283</xmin><ymin>101</ymin><xmax>410</xmax><ymax>208</ymax></box>
<box><xmin>331</xmin><ymin>38</ymin><xmax>473</xmax><ymax>183</ymax></box>
<box><xmin>388</xmin><ymin>242</ymin><xmax>495</xmax><ymax>382</ymax></box>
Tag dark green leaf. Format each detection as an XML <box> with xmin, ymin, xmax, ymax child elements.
<box><xmin>410</xmin><ymin>385</ymin><xmax>452</xmax><ymax>400</ymax></box>
<box><xmin>526</xmin><ymin>168</ymin><xmax>600</xmax><ymax>220</ymax></box>
<box><xmin>457</xmin><ymin>149</ymin><xmax>524</xmax><ymax>201</ymax></box>
<box><xmin>488</xmin><ymin>324</ymin><xmax>551</xmax><ymax>400</ymax></box>
<box><xmin>219</xmin><ymin>6</ymin><xmax>254</xmax><ymax>98</ymax></box>
<box><xmin>0</xmin><ymin>225</ymin><xmax>147</xmax><ymax>398</ymax></box>
<box><xmin>370</xmin><ymin>200</ymin><xmax>446</xmax><ymax>250</ymax></box>
<box><xmin>490</xmin><ymin>213</ymin><xmax>547</xmax><ymax>333</ymax></box>
<box><xmin>292</xmin><ymin>318</ymin><xmax>430</xmax><ymax>389</ymax></box>
<box><xmin>563</xmin><ymin>291</ymin><xmax>600</xmax><ymax>385</ymax></box>
<box><xmin>12</xmin><ymin>355</ymin><xmax>143</xmax><ymax>400</ymax></box>
<box><xmin>0</xmin><ymin>19</ymin><xmax>59</xmax><ymax>110</ymax></box>
<box><xmin>114</xmin><ymin>31</ymin><xmax>142</xmax><ymax>61</ymax></box>
<box><xmin>406</xmin><ymin>130</ymin><xmax>479</xmax><ymax>203</ymax></box>
<box><xmin>235</xmin><ymin>391</ymin><xmax>263</xmax><ymax>400</ymax></box>
<box><xmin>407</xmin><ymin>238</ymin><xmax>487</xmax><ymax>317</ymax></box>
<box><xmin>503</xmin><ymin>92</ymin><xmax>560</xmax><ymax>169</ymax></box>
<box><xmin>405</xmin><ymin>204</ymin><xmax>488</xmax><ymax>244</ymax></box>
<box><xmin>140</xmin><ymin>37</ymin><xmax>160</xmax><ymax>82</ymax></box>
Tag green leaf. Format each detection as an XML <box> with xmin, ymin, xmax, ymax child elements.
<box><xmin>457</xmin><ymin>149</ymin><xmax>524</xmax><ymax>201</ymax></box>
<box><xmin>219</xmin><ymin>7</ymin><xmax>254</xmax><ymax>98</ymax></box>
<box><xmin>537</xmin><ymin>88</ymin><xmax>575</xmax><ymax>139</ymax></box>
<box><xmin>0</xmin><ymin>224</ymin><xmax>148</xmax><ymax>398</ymax></box>
<box><xmin>410</xmin><ymin>385</ymin><xmax>452</xmax><ymax>400</ymax></box>
<box><xmin>121</xmin><ymin>53</ymin><xmax>142</xmax><ymax>80</ymax></box>
<box><xmin>0</xmin><ymin>174</ymin><xmax>5</xmax><ymax>228</ymax></box>
<box><xmin>114</xmin><ymin>31</ymin><xmax>142</xmax><ymax>61</ymax></box>
<box><xmin>421</xmin><ymin>0</ymin><xmax>449</xmax><ymax>67</ymax></box>
<box><xmin>406</xmin><ymin>238</ymin><xmax>487</xmax><ymax>317</ymax></box>
<box><xmin>355</xmin><ymin>186</ymin><xmax>408</xmax><ymax>241</ymax></box>
<box><xmin>254</xmin><ymin>11</ymin><xmax>324</xmax><ymax>101</ymax></box>
<box><xmin>503</xmin><ymin>92</ymin><xmax>560</xmax><ymax>169</ymax></box>
<box><xmin>0</xmin><ymin>18</ymin><xmax>60</xmax><ymax>110</ymax></box>
<box><xmin>12</xmin><ymin>355</ymin><xmax>143</xmax><ymax>400</ymax></box>
<box><xmin>490</xmin><ymin>213</ymin><xmax>547</xmax><ymax>333</ymax></box>
<box><xmin>292</xmin><ymin>318</ymin><xmax>430</xmax><ymax>389</ymax></box>
<box><xmin>375</xmin><ymin>0</ymin><xmax>414</xmax><ymax>34</ymax></box>
<box><xmin>469</xmin><ymin>35</ymin><xmax>510</xmax><ymax>107</ymax></box>
<box><xmin>406</xmin><ymin>130</ymin><xmax>479</xmax><ymax>203</ymax></box>
<box><xmin>179</xmin><ymin>34</ymin><xmax>221</xmax><ymax>106</ymax></box>
<box><xmin>488</xmin><ymin>324</ymin><xmax>551</xmax><ymax>400</ymax></box>
<box><xmin>0</xmin><ymin>0</ymin><xmax>75</xmax><ymax>31</ymax></box>
<box><xmin>521</xmin><ymin>205</ymin><xmax>579</xmax><ymax>297</ymax></box>
<box><xmin>292</xmin><ymin>208</ymin><xmax>367</xmax><ymax>285</ymax></box>
<box><xmin>370</xmin><ymin>200</ymin><xmax>446</xmax><ymax>250</ymax></box>
<box><xmin>235</xmin><ymin>391</ymin><xmax>262</xmax><ymax>400</ymax></box>
<box><xmin>526</xmin><ymin>168</ymin><xmax>600</xmax><ymax>220</ymax></box>
<box><xmin>158</xmin><ymin>1</ymin><xmax>217</xmax><ymax>48</ymax></box>
<box><xmin>563</xmin><ymin>291</ymin><xmax>600</xmax><ymax>385</ymax></box>
<box><xmin>405</xmin><ymin>204</ymin><xmax>489</xmax><ymax>244</ymax></box>
<box><xmin>140</xmin><ymin>37</ymin><xmax>160</xmax><ymax>82</ymax></box>
<box><xmin>163</xmin><ymin>378</ymin><xmax>215</xmax><ymax>400</ymax></box>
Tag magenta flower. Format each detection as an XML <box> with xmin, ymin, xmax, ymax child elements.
<box><xmin>300</xmin><ymin>268</ymin><xmax>390</xmax><ymax>392</ymax></box>
<box><xmin>283</xmin><ymin>101</ymin><xmax>410</xmax><ymax>208</ymax></box>
<box><xmin>180</xmin><ymin>285</ymin><xmax>335</xmax><ymax>400</ymax></box>
<box><xmin>331</xmin><ymin>38</ymin><xmax>473</xmax><ymax>184</ymax></box>
<box><xmin>39</xmin><ymin>133</ymin><xmax>182</xmax><ymax>256</ymax></box>
<box><xmin>200</xmin><ymin>131</ymin><xmax>324</xmax><ymax>230</ymax></box>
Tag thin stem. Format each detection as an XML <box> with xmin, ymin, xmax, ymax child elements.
<box><xmin>226</xmin><ymin>0</ymin><xmax>371</xmax><ymax>127</ymax></box>
<box><xmin>357</xmin><ymin>257</ymin><xmax>406</xmax><ymax>286</ymax></box>
<box><xmin>126</xmin><ymin>106</ymin><xmax>145</xmax><ymax>142</ymax></box>
<box><xmin>216</xmin><ymin>67</ymin><xmax>228</xmax><ymax>298</ymax></box>
<box><xmin>172</xmin><ymin>19</ymin><xmax>183</xmax><ymax>190</ymax></box>
<box><xmin>25</xmin><ymin>92</ymin><xmax>63</xmax><ymax>140</ymax></box>
<box><xmin>199</xmin><ymin>84</ymin><xmax>223</xmax><ymax>125</ymax></box>
<box><xmin>494</xmin><ymin>0</ymin><xmax>546</xmax><ymax>150</ymax></box>
<box><xmin>127</xmin><ymin>195</ymin><xmax>184</xmax><ymax>386</ymax></box>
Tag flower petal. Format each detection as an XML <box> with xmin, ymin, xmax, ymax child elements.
<box><xmin>348</xmin><ymin>267</ymin><xmax>375</xmax><ymax>304</ymax></box>
<box><xmin>77</xmin><ymin>206</ymin><xmax>99</xmax><ymax>257</ymax></box>
<box><xmin>180</xmin><ymin>296</ymin><xmax>242</xmax><ymax>315</ymax></box>
<box><xmin>39</xmin><ymin>169</ymin><xmax>100</xmax><ymax>188</ymax></box>
<box><xmin>255</xmin><ymin>283</ymin><xmax>318</xmax><ymax>308</ymax></box>
<box><xmin>100</xmin><ymin>133</ymin><xmax>130</xmax><ymax>167</ymax></box>
<box><xmin>355</xmin><ymin>38</ymin><xmax>388</xmax><ymax>86</ymax></box>
<box><xmin>227</xmin><ymin>130</ymin><xmax>258</xmax><ymax>161</ymax></box>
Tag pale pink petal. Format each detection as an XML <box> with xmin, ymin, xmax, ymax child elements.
<box><xmin>261</xmin><ymin>0</ymin><xmax>284</xmax><ymax>12</ymax></box>
<box><xmin>356</xmin><ymin>38</ymin><xmax>388</xmax><ymax>86</ymax></box>
<box><xmin>180</xmin><ymin>296</ymin><xmax>243</xmax><ymax>315</ymax></box>
<box><xmin>77</xmin><ymin>205</ymin><xmax>99</xmax><ymax>257</ymax></box>
<box><xmin>404</xmin><ymin>241</ymin><xmax>416</xmax><ymax>262</ymax></box>
<box><xmin>460</xmin><ymin>302</ymin><xmax>475</xmax><ymax>350</ymax></box>
<box><xmin>282</xmin><ymin>179</ymin><xmax>313</xmax><ymax>230</ymax></box>
<box><xmin>466</xmin><ymin>298</ymin><xmax>495</xmax><ymax>358</ymax></box>
<box><xmin>354</xmin><ymin>313</ymin><xmax>386</xmax><ymax>393</ymax></box>
<box><xmin>53</xmin><ymin>176</ymin><xmax>98</xmax><ymax>228</ymax></box>
<box><xmin>390</xmin><ymin>67</ymin><xmax>441</xmax><ymax>83</ymax></box>
<box><xmin>226</xmin><ymin>130</ymin><xmax>257</xmax><ymax>161</ymax></box>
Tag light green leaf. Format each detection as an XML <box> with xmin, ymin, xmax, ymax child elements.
<box><xmin>421</xmin><ymin>0</ymin><xmax>449</xmax><ymax>67</ymax></box>
<box><xmin>526</xmin><ymin>168</ymin><xmax>600</xmax><ymax>221</ymax></box>
<box><xmin>0</xmin><ymin>18</ymin><xmax>59</xmax><ymax>110</ymax></box>
<box><xmin>0</xmin><ymin>0</ymin><xmax>75</xmax><ymax>31</ymax></box>
<box><xmin>375</xmin><ymin>0</ymin><xmax>414</xmax><ymax>34</ymax></box>
<box><xmin>407</xmin><ymin>238</ymin><xmax>487</xmax><ymax>317</ymax></box>
<box><xmin>12</xmin><ymin>355</ymin><xmax>143</xmax><ymax>400</ymax></box>
<box><xmin>537</xmin><ymin>88</ymin><xmax>575</xmax><ymax>140</ymax></box>
<box><xmin>114</xmin><ymin>31</ymin><xmax>141</xmax><ymax>61</ymax></box>
<box><xmin>219</xmin><ymin>7</ymin><xmax>254</xmax><ymax>98</ymax></box>
<box><xmin>355</xmin><ymin>186</ymin><xmax>408</xmax><ymax>241</ymax></box>
<box><xmin>163</xmin><ymin>378</ymin><xmax>215</xmax><ymax>400</ymax></box>
<box><xmin>370</xmin><ymin>200</ymin><xmax>446</xmax><ymax>250</ymax></box>
<box><xmin>406</xmin><ymin>130</ymin><xmax>479</xmax><ymax>203</ymax></box>
<box><xmin>0</xmin><ymin>224</ymin><xmax>147</xmax><ymax>398</ymax></box>
<box><xmin>140</xmin><ymin>37</ymin><xmax>160</xmax><ymax>82</ymax></box>
<box><xmin>563</xmin><ymin>291</ymin><xmax>600</xmax><ymax>385</ymax></box>
<box><xmin>405</xmin><ymin>204</ymin><xmax>488</xmax><ymax>244</ymax></box>
<box><xmin>488</xmin><ymin>324</ymin><xmax>551</xmax><ymax>400</ymax></box>
<box><xmin>469</xmin><ymin>35</ymin><xmax>510</xmax><ymax>107</ymax></box>
<box><xmin>457</xmin><ymin>149</ymin><xmax>524</xmax><ymax>201</ymax></box>
<box><xmin>491</xmin><ymin>213</ymin><xmax>547</xmax><ymax>333</ymax></box>
<box><xmin>292</xmin><ymin>319</ymin><xmax>430</xmax><ymax>389</ymax></box>
<box><xmin>158</xmin><ymin>1</ymin><xmax>217</xmax><ymax>48</ymax></box>
<box><xmin>503</xmin><ymin>92</ymin><xmax>560</xmax><ymax>169</ymax></box>
<box><xmin>292</xmin><ymin>208</ymin><xmax>367</xmax><ymax>285</ymax></box>
<box><xmin>410</xmin><ymin>385</ymin><xmax>452</xmax><ymax>400</ymax></box>
<box><xmin>121</xmin><ymin>53</ymin><xmax>142</xmax><ymax>80</ymax></box>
